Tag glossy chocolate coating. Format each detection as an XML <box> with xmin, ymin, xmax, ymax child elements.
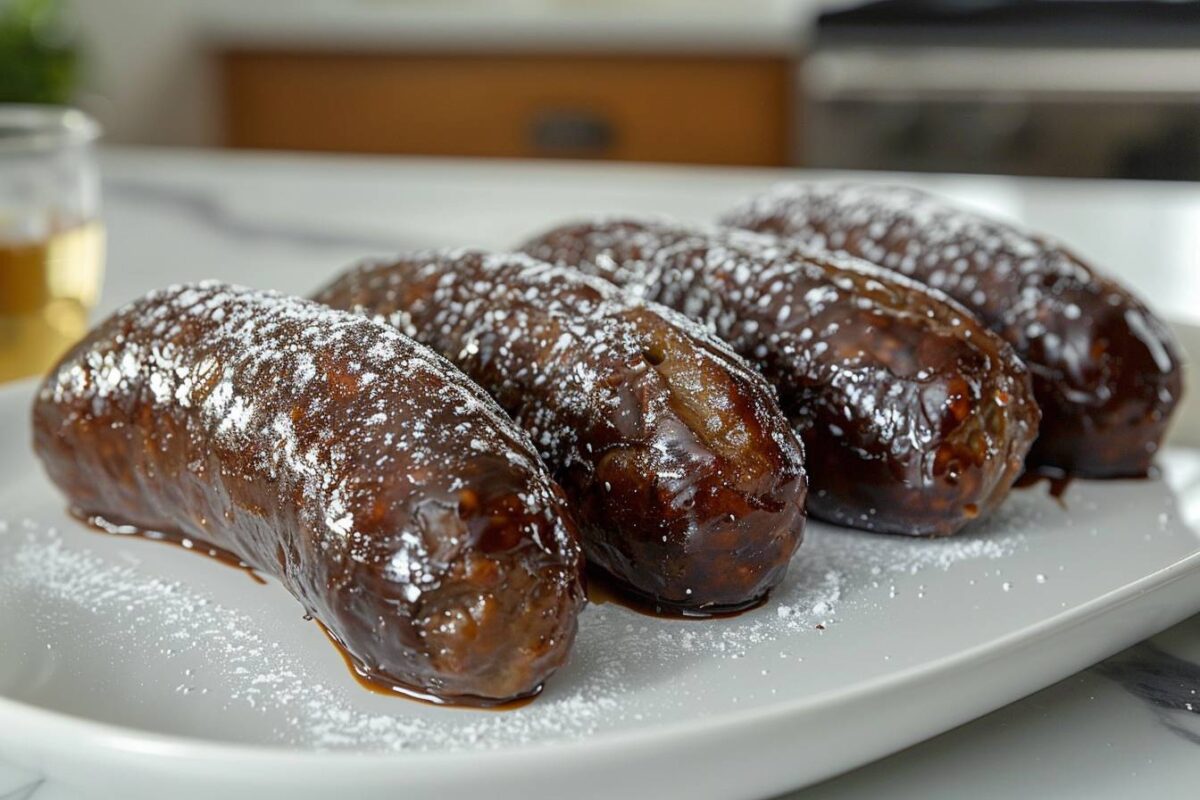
<box><xmin>523</xmin><ymin>221</ymin><xmax>1040</xmax><ymax>536</ymax></box>
<box><xmin>314</xmin><ymin>251</ymin><xmax>807</xmax><ymax>613</ymax></box>
<box><xmin>31</xmin><ymin>282</ymin><xmax>584</xmax><ymax>705</ymax></box>
<box><xmin>722</xmin><ymin>183</ymin><xmax>1184</xmax><ymax>477</ymax></box>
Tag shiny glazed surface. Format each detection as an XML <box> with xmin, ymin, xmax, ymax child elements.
<box><xmin>30</xmin><ymin>282</ymin><xmax>584</xmax><ymax>705</ymax></box>
<box><xmin>315</xmin><ymin>251</ymin><xmax>807</xmax><ymax>612</ymax></box>
<box><xmin>523</xmin><ymin>221</ymin><xmax>1040</xmax><ymax>536</ymax></box>
<box><xmin>722</xmin><ymin>183</ymin><xmax>1185</xmax><ymax>477</ymax></box>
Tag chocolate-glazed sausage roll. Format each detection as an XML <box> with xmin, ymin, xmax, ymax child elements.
<box><xmin>722</xmin><ymin>183</ymin><xmax>1184</xmax><ymax>478</ymax></box>
<box><xmin>315</xmin><ymin>251</ymin><xmax>806</xmax><ymax>614</ymax></box>
<box><xmin>32</xmin><ymin>282</ymin><xmax>584</xmax><ymax>706</ymax></box>
<box><xmin>522</xmin><ymin>221</ymin><xmax>1040</xmax><ymax>537</ymax></box>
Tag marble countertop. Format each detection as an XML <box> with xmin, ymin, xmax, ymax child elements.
<box><xmin>1</xmin><ymin>147</ymin><xmax>1198</xmax><ymax>798</ymax></box>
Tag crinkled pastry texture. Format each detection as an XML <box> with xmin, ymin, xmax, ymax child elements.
<box><xmin>722</xmin><ymin>183</ymin><xmax>1184</xmax><ymax>478</ymax></box>
<box><xmin>315</xmin><ymin>251</ymin><xmax>807</xmax><ymax>613</ymax></box>
<box><xmin>523</xmin><ymin>221</ymin><xmax>1039</xmax><ymax>537</ymax></box>
<box><xmin>32</xmin><ymin>282</ymin><xmax>584</xmax><ymax>705</ymax></box>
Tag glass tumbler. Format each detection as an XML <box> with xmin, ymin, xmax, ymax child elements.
<box><xmin>0</xmin><ymin>105</ymin><xmax>104</xmax><ymax>383</ymax></box>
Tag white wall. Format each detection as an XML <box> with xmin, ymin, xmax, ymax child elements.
<box><xmin>67</xmin><ymin>0</ymin><xmax>222</xmax><ymax>145</ymax></box>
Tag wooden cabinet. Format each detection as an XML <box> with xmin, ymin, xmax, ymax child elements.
<box><xmin>220</xmin><ymin>51</ymin><xmax>793</xmax><ymax>166</ymax></box>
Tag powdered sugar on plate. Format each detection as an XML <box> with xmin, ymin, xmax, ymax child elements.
<box><xmin>5</xmin><ymin>447</ymin><xmax>1195</xmax><ymax>756</ymax></box>
<box><xmin>1</xmin><ymin>525</ymin><xmax>606</xmax><ymax>751</ymax></box>
<box><xmin>0</xmin><ymin>500</ymin><xmax>1037</xmax><ymax>753</ymax></box>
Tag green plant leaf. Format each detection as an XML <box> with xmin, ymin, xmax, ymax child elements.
<box><xmin>0</xmin><ymin>0</ymin><xmax>78</xmax><ymax>104</ymax></box>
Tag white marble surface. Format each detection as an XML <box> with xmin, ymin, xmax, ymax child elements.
<box><xmin>2</xmin><ymin>147</ymin><xmax>1199</xmax><ymax>798</ymax></box>
<box><xmin>795</xmin><ymin>616</ymin><xmax>1200</xmax><ymax>799</ymax></box>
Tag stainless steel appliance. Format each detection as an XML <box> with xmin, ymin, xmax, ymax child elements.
<box><xmin>805</xmin><ymin>1</ymin><xmax>1200</xmax><ymax>180</ymax></box>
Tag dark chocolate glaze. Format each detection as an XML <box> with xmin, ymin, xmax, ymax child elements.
<box><xmin>722</xmin><ymin>183</ymin><xmax>1184</xmax><ymax>478</ymax></box>
<box><xmin>522</xmin><ymin>221</ymin><xmax>1040</xmax><ymax>537</ymax></box>
<box><xmin>314</xmin><ymin>251</ymin><xmax>807</xmax><ymax>613</ymax></box>
<box><xmin>585</xmin><ymin>564</ymin><xmax>768</xmax><ymax>619</ymax></box>
<box><xmin>31</xmin><ymin>282</ymin><xmax>584</xmax><ymax>705</ymax></box>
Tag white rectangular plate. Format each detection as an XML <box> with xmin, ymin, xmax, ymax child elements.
<box><xmin>2</xmin><ymin>349</ymin><xmax>1199</xmax><ymax>800</ymax></box>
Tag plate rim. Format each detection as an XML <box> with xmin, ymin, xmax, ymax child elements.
<box><xmin>1</xmin><ymin>533</ymin><xmax>1198</xmax><ymax>770</ymax></box>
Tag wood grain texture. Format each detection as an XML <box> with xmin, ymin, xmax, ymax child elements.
<box><xmin>220</xmin><ymin>51</ymin><xmax>793</xmax><ymax>165</ymax></box>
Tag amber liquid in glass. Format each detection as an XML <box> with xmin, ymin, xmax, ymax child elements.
<box><xmin>0</xmin><ymin>221</ymin><xmax>105</xmax><ymax>382</ymax></box>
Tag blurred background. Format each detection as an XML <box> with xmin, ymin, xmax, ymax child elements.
<box><xmin>7</xmin><ymin>0</ymin><xmax>1200</xmax><ymax>180</ymax></box>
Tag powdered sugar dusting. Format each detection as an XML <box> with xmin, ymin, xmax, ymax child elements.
<box><xmin>316</xmin><ymin>250</ymin><xmax>769</xmax><ymax>470</ymax></box>
<box><xmin>1</xmin><ymin>525</ymin><xmax>613</xmax><ymax>751</ymax></box>
<box><xmin>719</xmin><ymin>181</ymin><xmax>1183</xmax><ymax>436</ymax></box>
<box><xmin>523</xmin><ymin>219</ymin><xmax>1038</xmax><ymax>536</ymax></box>
<box><xmin>32</xmin><ymin>280</ymin><xmax>583</xmax><ymax>702</ymax></box>
<box><xmin>38</xmin><ymin>281</ymin><xmax>569</xmax><ymax>558</ymax></box>
<box><xmin>0</xmin><ymin>504</ymin><xmax>1039</xmax><ymax>752</ymax></box>
<box><xmin>315</xmin><ymin>249</ymin><xmax>807</xmax><ymax>609</ymax></box>
<box><xmin>722</xmin><ymin>181</ymin><xmax>1096</xmax><ymax>318</ymax></box>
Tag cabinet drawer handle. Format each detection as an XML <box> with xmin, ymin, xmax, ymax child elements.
<box><xmin>529</xmin><ymin>109</ymin><xmax>615</xmax><ymax>156</ymax></box>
